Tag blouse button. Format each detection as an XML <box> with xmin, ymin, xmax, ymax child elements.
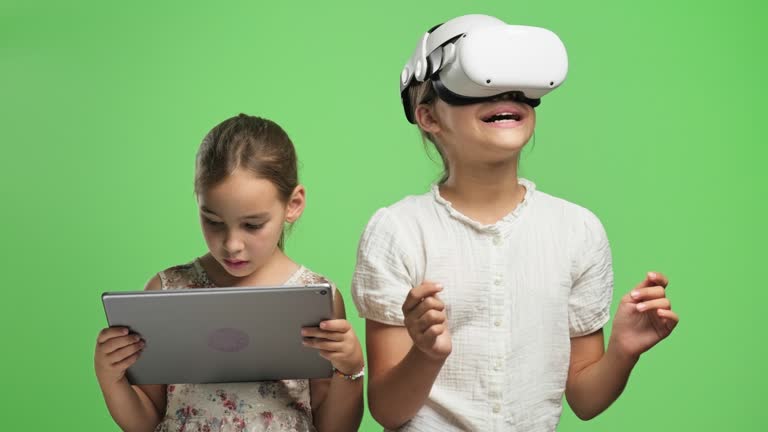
<box><xmin>493</xmin><ymin>404</ymin><xmax>501</xmax><ymax>414</ymax></box>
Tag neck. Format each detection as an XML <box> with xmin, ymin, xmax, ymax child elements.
<box><xmin>439</xmin><ymin>155</ymin><xmax>526</xmax><ymax>225</ymax></box>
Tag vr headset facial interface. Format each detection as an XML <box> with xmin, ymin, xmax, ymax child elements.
<box><xmin>400</xmin><ymin>14</ymin><xmax>569</xmax><ymax>123</ymax></box>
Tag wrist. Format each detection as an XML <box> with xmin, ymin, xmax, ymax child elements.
<box><xmin>411</xmin><ymin>344</ymin><xmax>450</xmax><ymax>364</ymax></box>
<box><xmin>97</xmin><ymin>374</ymin><xmax>130</xmax><ymax>392</ymax></box>
<box><xmin>333</xmin><ymin>363</ymin><xmax>365</xmax><ymax>381</ymax></box>
<box><xmin>333</xmin><ymin>350</ymin><xmax>365</xmax><ymax>376</ymax></box>
<box><xmin>607</xmin><ymin>336</ymin><xmax>641</xmax><ymax>366</ymax></box>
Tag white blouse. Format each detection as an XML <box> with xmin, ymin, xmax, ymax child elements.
<box><xmin>352</xmin><ymin>179</ymin><xmax>613</xmax><ymax>432</ymax></box>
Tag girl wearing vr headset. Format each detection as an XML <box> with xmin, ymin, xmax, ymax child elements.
<box><xmin>94</xmin><ymin>114</ymin><xmax>364</xmax><ymax>432</ymax></box>
<box><xmin>352</xmin><ymin>14</ymin><xmax>679</xmax><ymax>431</ymax></box>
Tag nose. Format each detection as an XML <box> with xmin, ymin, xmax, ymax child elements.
<box><xmin>223</xmin><ymin>230</ymin><xmax>244</xmax><ymax>254</ymax></box>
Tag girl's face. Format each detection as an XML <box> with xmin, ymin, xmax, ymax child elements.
<box><xmin>197</xmin><ymin>168</ymin><xmax>304</xmax><ymax>279</ymax></box>
<box><xmin>417</xmin><ymin>95</ymin><xmax>536</xmax><ymax>164</ymax></box>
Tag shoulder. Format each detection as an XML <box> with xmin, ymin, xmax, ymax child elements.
<box><xmin>386</xmin><ymin>189</ymin><xmax>436</xmax><ymax>215</ymax></box>
<box><xmin>527</xmin><ymin>188</ymin><xmax>610</xmax><ymax>259</ymax></box>
<box><xmin>530</xmin><ymin>188</ymin><xmax>605</xmax><ymax>230</ymax></box>
<box><xmin>295</xmin><ymin>266</ymin><xmax>347</xmax><ymax>319</ymax></box>
<box><xmin>144</xmin><ymin>274</ymin><xmax>162</xmax><ymax>291</ymax></box>
<box><xmin>152</xmin><ymin>260</ymin><xmax>212</xmax><ymax>290</ymax></box>
<box><xmin>361</xmin><ymin>190</ymin><xmax>436</xmax><ymax>241</ymax></box>
<box><xmin>530</xmin><ymin>188</ymin><xmax>592</xmax><ymax>217</ymax></box>
<box><xmin>293</xmin><ymin>266</ymin><xmax>332</xmax><ymax>286</ymax></box>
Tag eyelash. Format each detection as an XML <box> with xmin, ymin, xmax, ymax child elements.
<box><xmin>203</xmin><ymin>218</ymin><xmax>264</xmax><ymax>231</ymax></box>
<box><xmin>203</xmin><ymin>218</ymin><xmax>223</xmax><ymax>227</ymax></box>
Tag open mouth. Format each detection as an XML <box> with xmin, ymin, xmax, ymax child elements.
<box><xmin>482</xmin><ymin>112</ymin><xmax>522</xmax><ymax>123</ymax></box>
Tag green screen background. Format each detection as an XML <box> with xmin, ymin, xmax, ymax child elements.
<box><xmin>1</xmin><ymin>0</ymin><xmax>765</xmax><ymax>430</ymax></box>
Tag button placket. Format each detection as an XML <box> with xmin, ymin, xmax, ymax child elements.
<box><xmin>488</xmin><ymin>230</ymin><xmax>505</xmax><ymax>413</ymax></box>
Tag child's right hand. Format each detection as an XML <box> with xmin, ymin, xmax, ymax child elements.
<box><xmin>401</xmin><ymin>282</ymin><xmax>452</xmax><ymax>361</ymax></box>
<box><xmin>94</xmin><ymin>327</ymin><xmax>144</xmax><ymax>385</ymax></box>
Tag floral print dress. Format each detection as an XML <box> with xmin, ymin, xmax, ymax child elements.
<box><xmin>153</xmin><ymin>259</ymin><xmax>331</xmax><ymax>432</ymax></box>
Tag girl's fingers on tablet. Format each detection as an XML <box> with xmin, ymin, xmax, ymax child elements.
<box><xmin>318</xmin><ymin>319</ymin><xmax>351</xmax><ymax>333</ymax></box>
<box><xmin>301</xmin><ymin>327</ymin><xmax>345</xmax><ymax>341</ymax></box>
<box><xmin>97</xmin><ymin>327</ymin><xmax>129</xmax><ymax>344</ymax></box>
<box><xmin>100</xmin><ymin>334</ymin><xmax>142</xmax><ymax>355</ymax></box>
<box><xmin>302</xmin><ymin>338</ymin><xmax>343</xmax><ymax>352</ymax></box>
<box><xmin>112</xmin><ymin>351</ymin><xmax>142</xmax><ymax>370</ymax></box>
<box><xmin>108</xmin><ymin>340</ymin><xmax>145</xmax><ymax>364</ymax></box>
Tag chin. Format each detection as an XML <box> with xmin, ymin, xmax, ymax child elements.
<box><xmin>488</xmin><ymin>131</ymin><xmax>532</xmax><ymax>149</ymax></box>
<box><xmin>224</xmin><ymin>268</ymin><xmax>258</xmax><ymax>283</ymax></box>
<box><xmin>483</xmin><ymin>137</ymin><xmax>529</xmax><ymax>153</ymax></box>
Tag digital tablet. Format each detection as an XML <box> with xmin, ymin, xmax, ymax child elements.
<box><xmin>102</xmin><ymin>283</ymin><xmax>334</xmax><ymax>384</ymax></box>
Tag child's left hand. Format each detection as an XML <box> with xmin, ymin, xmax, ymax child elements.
<box><xmin>610</xmin><ymin>272</ymin><xmax>680</xmax><ymax>359</ymax></box>
<box><xmin>301</xmin><ymin>320</ymin><xmax>364</xmax><ymax>376</ymax></box>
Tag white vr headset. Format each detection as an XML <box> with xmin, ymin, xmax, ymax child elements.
<box><xmin>400</xmin><ymin>14</ymin><xmax>569</xmax><ymax>123</ymax></box>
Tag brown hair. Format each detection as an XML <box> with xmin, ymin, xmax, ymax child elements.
<box><xmin>194</xmin><ymin>113</ymin><xmax>298</xmax><ymax>249</ymax></box>
<box><xmin>407</xmin><ymin>80</ymin><xmax>451</xmax><ymax>184</ymax></box>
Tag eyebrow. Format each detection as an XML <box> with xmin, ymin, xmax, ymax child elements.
<box><xmin>200</xmin><ymin>206</ymin><xmax>270</xmax><ymax>220</ymax></box>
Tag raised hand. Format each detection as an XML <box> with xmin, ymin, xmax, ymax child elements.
<box><xmin>610</xmin><ymin>272</ymin><xmax>679</xmax><ymax>359</ymax></box>
<box><xmin>401</xmin><ymin>282</ymin><xmax>452</xmax><ymax>361</ymax></box>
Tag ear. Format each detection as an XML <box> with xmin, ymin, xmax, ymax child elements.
<box><xmin>284</xmin><ymin>185</ymin><xmax>306</xmax><ymax>223</ymax></box>
<box><xmin>414</xmin><ymin>104</ymin><xmax>442</xmax><ymax>135</ymax></box>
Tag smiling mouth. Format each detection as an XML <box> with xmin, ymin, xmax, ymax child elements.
<box><xmin>482</xmin><ymin>112</ymin><xmax>522</xmax><ymax>123</ymax></box>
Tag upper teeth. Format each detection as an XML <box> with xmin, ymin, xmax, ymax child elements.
<box><xmin>486</xmin><ymin>112</ymin><xmax>520</xmax><ymax>122</ymax></box>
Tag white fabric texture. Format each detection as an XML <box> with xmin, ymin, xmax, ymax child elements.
<box><xmin>351</xmin><ymin>178</ymin><xmax>613</xmax><ymax>432</ymax></box>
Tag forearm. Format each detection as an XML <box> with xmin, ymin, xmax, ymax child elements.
<box><xmin>99</xmin><ymin>378</ymin><xmax>162</xmax><ymax>432</ymax></box>
<box><xmin>369</xmin><ymin>346</ymin><xmax>446</xmax><ymax>430</ymax></box>
<box><xmin>565</xmin><ymin>339</ymin><xmax>639</xmax><ymax>420</ymax></box>
<box><xmin>313</xmin><ymin>375</ymin><xmax>364</xmax><ymax>432</ymax></box>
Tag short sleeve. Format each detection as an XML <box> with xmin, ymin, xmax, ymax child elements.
<box><xmin>568</xmin><ymin>208</ymin><xmax>614</xmax><ymax>337</ymax></box>
<box><xmin>351</xmin><ymin>208</ymin><xmax>415</xmax><ymax>326</ymax></box>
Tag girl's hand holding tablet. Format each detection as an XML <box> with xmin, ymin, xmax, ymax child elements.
<box><xmin>302</xmin><ymin>319</ymin><xmax>364</xmax><ymax>376</ymax></box>
<box><xmin>94</xmin><ymin>326</ymin><xmax>145</xmax><ymax>385</ymax></box>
